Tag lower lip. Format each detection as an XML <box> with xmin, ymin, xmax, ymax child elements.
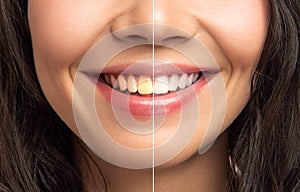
<box><xmin>93</xmin><ymin>76</ymin><xmax>208</xmax><ymax>117</ymax></box>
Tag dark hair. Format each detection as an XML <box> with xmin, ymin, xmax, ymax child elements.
<box><xmin>228</xmin><ymin>0</ymin><xmax>299</xmax><ymax>191</ymax></box>
<box><xmin>0</xmin><ymin>0</ymin><xmax>299</xmax><ymax>192</ymax></box>
<box><xmin>0</xmin><ymin>1</ymin><xmax>84</xmax><ymax>191</ymax></box>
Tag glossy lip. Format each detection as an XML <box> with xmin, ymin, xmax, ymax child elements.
<box><xmin>95</xmin><ymin>76</ymin><xmax>208</xmax><ymax>116</ymax></box>
<box><xmin>84</xmin><ymin>62</ymin><xmax>220</xmax><ymax>116</ymax></box>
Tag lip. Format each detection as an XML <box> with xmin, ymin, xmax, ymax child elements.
<box><xmin>84</xmin><ymin>61</ymin><xmax>219</xmax><ymax>117</ymax></box>
<box><xmin>86</xmin><ymin>60</ymin><xmax>218</xmax><ymax>77</ymax></box>
<box><xmin>95</xmin><ymin>76</ymin><xmax>208</xmax><ymax>116</ymax></box>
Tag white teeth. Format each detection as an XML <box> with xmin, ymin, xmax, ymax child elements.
<box><xmin>104</xmin><ymin>75</ymin><xmax>111</xmax><ymax>86</ymax></box>
<box><xmin>192</xmin><ymin>73</ymin><xmax>199</xmax><ymax>83</ymax></box>
<box><xmin>111</xmin><ymin>75</ymin><xmax>119</xmax><ymax>89</ymax></box>
<box><xmin>169</xmin><ymin>74</ymin><xmax>179</xmax><ymax>91</ymax></box>
<box><xmin>178</xmin><ymin>73</ymin><xmax>188</xmax><ymax>89</ymax></box>
<box><xmin>103</xmin><ymin>72</ymin><xmax>201</xmax><ymax>95</ymax></box>
<box><xmin>186</xmin><ymin>74</ymin><xmax>193</xmax><ymax>87</ymax></box>
<box><xmin>127</xmin><ymin>75</ymin><xmax>137</xmax><ymax>93</ymax></box>
<box><xmin>118</xmin><ymin>75</ymin><xmax>127</xmax><ymax>91</ymax></box>
<box><xmin>154</xmin><ymin>76</ymin><xmax>169</xmax><ymax>94</ymax></box>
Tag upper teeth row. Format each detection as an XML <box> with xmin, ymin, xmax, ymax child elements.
<box><xmin>103</xmin><ymin>73</ymin><xmax>201</xmax><ymax>95</ymax></box>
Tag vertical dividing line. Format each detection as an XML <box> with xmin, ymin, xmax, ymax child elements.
<box><xmin>152</xmin><ymin>0</ymin><xmax>155</xmax><ymax>191</ymax></box>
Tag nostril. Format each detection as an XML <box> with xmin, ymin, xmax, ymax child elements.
<box><xmin>161</xmin><ymin>36</ymin><xmax>188</xmax><ymax>46</ymax></box>
<box><xmin>111</xmin><ymin>24</ymin><xmax>193</xmax><ymax>45</ymax></box>
<box><xmin>124</xmin><ymin>35</ymin><xmax>148</xmax><ymax>43</ymax></box>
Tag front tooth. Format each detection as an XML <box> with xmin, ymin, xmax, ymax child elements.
<box><xmin>178</xmin><ymin>73</ymin><xmax>188</xmax><ymax>89</ymax></box>
<box><xmin>169</xmin><ymin>74</ymin><xmax>179</xmax><ymax>91</ymax></box>
<box><xmin>127</xmin><ymin>75</ymin><xmax>137</xmax><ymax>93</ymax></box>
<box><xmin>111</xmin><ymin>75</ymin><xmax>119</xmax><ymax>88</ymax></box>
<box><xmin>138</xmin><ymin>75</ymin><xmax>153</xmax><ymax>95</ymax></box>
<box><xmin>154</xmin><ymin>76</ymin><xmax>169</xmax><ymax>94</ymax></box>
<box><xmin>192</xmin><ymin>73</ymin><xmax>199</xmax><ymax>83</ymax></box>
<box><xmin>186</xmin><ymin>74</ymin><xmax>193</xmax><ymax>87</ymax></box>
<box><xmin>118</xmin><ymin>75</ymin><xmax>127</xmax><ymax>91</ymax></box>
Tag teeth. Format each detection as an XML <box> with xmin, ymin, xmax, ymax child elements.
<box><xmin>103</xmin><ymin>72</ymin><xmax>201</xmax><ymax>95</ymax></box>
<box><xmin>104</xmin><ymin>75</ymin><xmax>111</xmax><ymax>85</ymax></box>
<box><xmin>178</xmin><ymin>74</ymin><xmax>188</xmax><ymax>89</ymax></box>
<box><xmin>138</xmin><ymin>75</ymin><xmax>153</xmax><ymax>95</ymax></box>
<box><xmin>111</xmin><ymin>75</ymin><xmax>119</xmax><ymax>89</ymax></box>
<box><xmin>186</xmin><ymin>74</ymin><xmax>193</xmax><ymax>87</ymax></box>
<box><xmin>169</xmin><ymin>74</ymin><xmax>179</xmax><ymax>91</ymax></box>
<box><xmin>118</xmin><ymin>75</ymin><xmax>127</xmax><ymax>91</ymax></box>
<box><xmin>127</xmin><ymin>75</ymin><xmax>137</xmax><ymax>93</ymax></box>
<box><xmin>192</xmin><ymin>73</ymin><xmax>199</xmax><ymax>83</ymax></box>
<box><xmin>154</xmin><ymin>76</ymin><xmax>169</xmax><ymax>94</ymax></box>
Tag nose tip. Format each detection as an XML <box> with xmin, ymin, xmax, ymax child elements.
<box><xmin>112</xmin><ymin>24</ymin><xmax>192</xmax><ymax>46</ymax></box>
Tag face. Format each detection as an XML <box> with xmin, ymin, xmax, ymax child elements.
<box><xmin>28</xmin><ymin>0</ymin><xmax>269</xmax><ymax>168</ymax></box>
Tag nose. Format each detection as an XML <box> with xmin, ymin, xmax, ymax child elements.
<box><xmin>112</xmin><ymin>24</ymin><xmax>193</xmax><ymax>46</ymax></box>
<box><xmin>111</xmin><ymin>1</ymin><xmax>198</xmax><ymax>46</ymax></box>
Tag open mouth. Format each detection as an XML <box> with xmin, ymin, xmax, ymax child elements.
<box><xmin>84</xmin><ymin>62</ymin><xmax>219</xmax><ymax>116</ymax></box>
<box><xmin>100</xmin><ymin>72</ymin><xmax>202</xmax><ymax>96</ymax></box>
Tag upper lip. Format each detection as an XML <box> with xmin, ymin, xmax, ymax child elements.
<box><xmin>84</xmin><ymin>60</ymin><xmax>219</xmax><ymax>77</ymax></box>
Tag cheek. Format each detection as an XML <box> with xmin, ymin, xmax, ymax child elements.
<box><xmin>194</xmin><ymin>0</ymin><xmax>270</xmax><ymax>72</ymax></box>
<box><xmin>194</xmin><ymin>0</ymin><xmax>270</xmax><ymax>130</ymax></box>
<box><xmin>28</xmin><ymin>1</ymin><xmax>114</xmax><ymax>71</ymax></box>
<box><xmin>28</xmin><ymin>1</ymin><xmax>98</xmax><ymax>132</ymax></box>
<box><xmin>28</xmin><ymin>0</ymin><xmax>115</xmax><ymax>127</ymax></box>
<box><xmin>221</xmin><ymin>2</ymin><xmax>270</xmax><ymax>71</ymax></box>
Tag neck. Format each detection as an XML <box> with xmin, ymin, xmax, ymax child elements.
<box><xmin>81</xmin><ymin>131</ymin><xmax>229</xmax><ymax>192</ymax></box>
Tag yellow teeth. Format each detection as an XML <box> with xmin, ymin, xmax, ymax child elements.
<box><xmin>103</xmin><ymin>73</ymin><xmax>200</xmax><ymax>95</ymax></box>
<box><xmin>137</xmin><ymin>75</ymin><xmax>153</xmax><ymax>95</ymax></box>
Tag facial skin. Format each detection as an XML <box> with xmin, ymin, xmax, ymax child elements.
<box><xmin>28</xmin><ymin>0</ymin><xmax>269</xmax><ymax>191</ymax></box>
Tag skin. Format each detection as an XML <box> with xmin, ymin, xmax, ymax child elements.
<box><xmin>28</xmin><ymin>0</ymin><xmax>270</xmax><ymax>191</ymax></box>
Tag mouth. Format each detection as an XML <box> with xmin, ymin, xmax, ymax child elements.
<box><xmin>100</xmin><ymin>71</ymin><xmax>202</xmax><ymax>96</ymax></box>
<box><xmin>86</xmin><ymin>61</ymin><xmax>219</xmax><ymax>116</ymax></box>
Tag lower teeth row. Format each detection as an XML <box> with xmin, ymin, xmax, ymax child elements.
<box><xmin>102</xmin><ymin>73</ymin><xmax>201</xmax><ymax>95</ymax></box>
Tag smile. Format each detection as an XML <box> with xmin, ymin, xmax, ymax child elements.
<box><xmin>85</xmin><ymin>61</ymin><xmax>219</xmax><ymax>116</ymax></box>
<box><xmin>101</xmin><ymin>72</ymin><xmax>202</xmax><ymax>95</ymax></box>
